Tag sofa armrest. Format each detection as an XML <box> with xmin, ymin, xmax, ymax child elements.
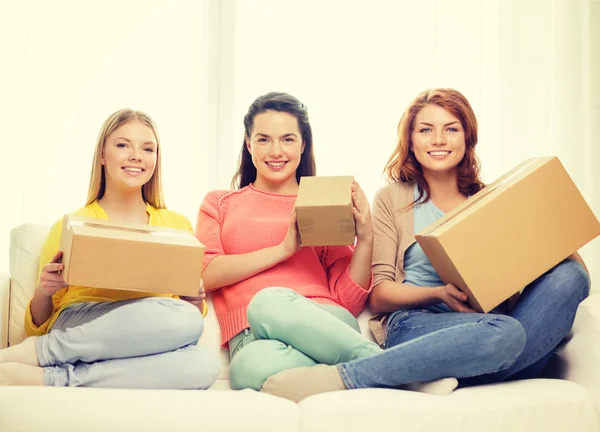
<box><xmin>555</xmin><ymin>292</ymin><xmax>600</xmax><ymax>404</ymax></box>
<box><xmin>0</xmin><ymin>272</ymin><xmax>10</xmax><ymax>349</ymax></box>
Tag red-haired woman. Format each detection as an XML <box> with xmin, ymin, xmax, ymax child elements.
<box><xmin>261</xmin><ymin>88</ymin><xmax>591</xmax><ymax>402</ymax></box>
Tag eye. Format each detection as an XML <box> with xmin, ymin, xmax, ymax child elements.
<box><xmin>116</xmin><ymin>143</ymin><xmax>127</xmax><ymax>148</ymax></box>
<box><xmin>257</xmin><ymin>138</ymin><xmax>268</xmax><ymax>143</ymax></box>
<box><xmin>447</xmin><ymin>127</ymin><xmax>459</xmax><ymax>132</ymax></box>
<box><xmin>283</xmin><ymin>137</ymin><xmax>295</xmax><ymax>143</ymax></box>
<box><xmin>144</xmin><ymin>148</ymin><xmax>155</xmax><ymax>153</ymax></box>
<box><xmin>419</xmin><ymin>128</ymin><xmax>432</xmax><ymax>133</ymax></box>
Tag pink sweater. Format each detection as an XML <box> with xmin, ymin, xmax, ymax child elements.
<box><xmin>196</xmin><ymin>184</ymin><xmax>372</xmax><ymax>346</ymax></box>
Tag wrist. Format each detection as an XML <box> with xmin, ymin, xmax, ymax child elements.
<box><xmin>275</xmin><ymin>243</ymin><xmax>294</xmax><ymax>261</ymax></box>
<box><xmin>433</xmin><ymin>286</ymin><xmax>445</xmax><ymax>302</ymax></box>
<box><xmin>34</xmin><ymin>284</ymin><xmax>53</xmax><ymax>298</ymax></box>
<box><xmin>356</xmin><ymin>230</ymin><xmax>374</xmax><ymax>244</ymax></box>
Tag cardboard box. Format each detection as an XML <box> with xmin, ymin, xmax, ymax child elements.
<box><xmin>416</xmin><ymin>157</ymin><xmax>600</xmax><ymax>313</ymax></box>
<box><xmin>295</xmin><ymin>176</ymin><xmax>356</xmax><ymax>246</ymax></box>
<box><xmin>59</xmin><ymin>215</ymin><xmax>204</xmax><ymax>296</ymax></box>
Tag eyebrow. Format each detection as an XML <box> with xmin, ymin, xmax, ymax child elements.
<box><xmin>416</xmin><ymin>121</ymin><xmax>460</xmax><ymax>127</ymax></box>
<box><xmin>254</xmin><ymin>133</ymin><xmax>298</xmax><ymax>138</ymax></box>
<box><xmin>115</xmin><ymin>137</ymin><xmax>156</xmax><ymax>145</ymax></box>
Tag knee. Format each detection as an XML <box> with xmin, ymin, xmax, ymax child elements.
<box><xmin>551</xmin><ymin>259</ymin><xmax>591</xmax><ymax>302</ymax></box>
<box><xmin>185</xmin><ymin>347</ymin><xmax>221</xmax><ymax>390</ymax></box>
<box><xmin>247</xmin><ymin>288</ymin><xmax>298</xmax><ymax>329</ymax></box>
<box><xmin>477</xmin><ymin>315</ymin><xmax>526</xmax><ymax>369</ymax></box>
<box><xmin>229</xmin><ymin>340</ymin><xmax>281</xmax><ymax>391</ymax></box>
<box><xmin>154</xmin><ymin>298</ymin><xmax>205</xmax><ymax>343</ymax></box>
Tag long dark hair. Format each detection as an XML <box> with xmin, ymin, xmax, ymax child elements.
<box><xmin>231</xmin><ymin>92</ymin><xmax>317</xmax><ymax>189</ymax></box>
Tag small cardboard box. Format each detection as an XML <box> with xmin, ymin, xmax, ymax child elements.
<box><xmin>416</xmin><ymin>157</ymin><xmax>600</xmax><ymax>313</ymax></box>
<box><xmin>295</xmin><ymin>176</ymin><xmax>356</xmax><ymax>246</ymax></box>
<box><xmin>59</xmin><ymin>215</ymin><xmax>205</xmax><ymax>296</ymax></box>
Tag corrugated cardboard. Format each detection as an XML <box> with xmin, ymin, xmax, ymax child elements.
<box><xmin>416</xmin><ymin>157</ymin><xmax>600</xmax><ymax>313</ymax></box>
<box><xmin>59</xmin><ymin>215</ymin><xmax>204</xmax><ymax>296</ymax></box>
<box><xmin>295</xmin><ymin>176</ymin><xmax>356</xmax><ymax>246</ymax></box>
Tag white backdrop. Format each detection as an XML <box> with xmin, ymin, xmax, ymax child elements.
<box><xmin>1</xmin><ymin>0</ymin><xmax>598</xmax><ymax>283</ymax></box>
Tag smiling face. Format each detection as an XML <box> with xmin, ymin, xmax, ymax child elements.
<box><xmin>410</xmin><ymin>104</ymin><xmax>466</xmax><ymax>176</ymax></box>
<box><xmin>246</xmin><ymin>110</ymin><xmax>305</xmax><ymax>192</ymax></box>
<box><xmin>101</xmin><ymin>120</ymin><xmax>157</xmax><ymax>195</ymax></box>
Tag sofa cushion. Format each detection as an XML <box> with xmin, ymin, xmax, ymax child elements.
<box><xmin>8</xmin><ymin>223</ymin><xmax>49</xmax><ymax>346</ymax></box>
<box><xmin>298</xmin><ymin>379</ymin><xmax>600</xmax><ymax>432</ymax></box>
<box><xmin>0</xmin><ymin>386</ymin><xmax>300</xmax><ymax>432</ymax></box>
<box><xmin>554</xmin><ymin>293</ymin><xmax>600</xmax><ymax>404</ymax></box>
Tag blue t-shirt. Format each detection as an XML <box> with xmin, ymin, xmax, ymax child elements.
<box><xmin>401</xmin><ymin>186</ymin><xmax>451</xmax><ymax>314</ymax></box>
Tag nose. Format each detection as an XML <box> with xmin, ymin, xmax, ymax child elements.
<box><xmin>129</xmin><ymin>147</ymin><xmax>143</xmax><ymax>162</ymax></box>
<box><xmin>433</xmin><ymin>129</ymin><xmax>447</xmax><ymax>146</ymax></box>
<box><xmin>269</xmin><ymin>141</ymin><xmax>283</xmax><ymax>158</ymax></box>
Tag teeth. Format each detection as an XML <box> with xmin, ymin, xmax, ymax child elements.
<box><xmin>124</xmin><ymin>167</ymin><xmax>143</xmax><ymax>172</ymax></box>
<box><xmin>429</xmin><ymin>151</ymin><xmax>450</xmax><ymax>156</ymax></box>
<box><xmin>267</xmin><ymin>162</ymin><xmax>285</xmax><ymax>167</ymax></box>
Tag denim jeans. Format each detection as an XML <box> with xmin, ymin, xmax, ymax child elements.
<box><xmin>338</xmin><ymin>259</ymin><xmax>590</xmax><ymax>389</ymax></box>
<box><xmin>37</xmin><ymin>297</ymin><xmax>220</xmax><ymax>389</ymax></box>
<box><xmin>228</xmin><ymin>288</ymin><xmax>382</xmax><ymax>391</ymax></box>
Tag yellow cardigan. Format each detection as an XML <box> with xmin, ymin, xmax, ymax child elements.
<box><xmin>25</xmin><ymin>201</ymin><xmax>208</xmax><ymax>336</ymax></box>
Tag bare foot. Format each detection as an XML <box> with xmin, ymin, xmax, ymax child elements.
<box><xmin>0</xmin><ymin>362</ymin><xmax>44</xmax><ymax>386</ymax></box>
<box><xmin>0</xmin><ymin>337</ymin><xmax>40</xmax><ymax>366</ymax></box>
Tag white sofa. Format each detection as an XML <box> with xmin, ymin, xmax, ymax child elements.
<box><xmin>1</xmin><ymin>223</ymin><xmax>600</xmax><ymax>432</ymax></box>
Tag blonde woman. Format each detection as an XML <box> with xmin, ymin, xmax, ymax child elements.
<box><xmin>0</xmin><ymin>109</ymin><xmax>220</xmax><ymax>389</ymax></box>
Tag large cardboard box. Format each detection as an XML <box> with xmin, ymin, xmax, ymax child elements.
<box><xmin>59</xmin><ymin>215</ymin><xmax>204</xmax><ymax>296</ymax></box>
<box><xmin>416</xmin><ymin>157</ymin><xmax>600</xmax><ymax>313</ymax></box>
<box><xmin>295</xmin><ymin>176</ymin><xmax>356</xmax><ymax>246</ymax></box>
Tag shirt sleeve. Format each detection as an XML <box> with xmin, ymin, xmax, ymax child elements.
<box><xmin>195</xmin><ymin>191</ymin><xmax>226</xmax><ymax>272</ymax></box>
<box><xmin>372</xmin><ymin>187</ymin><xmax>400</xmax><ymax>287</ymax></box>
<box><xmin>166</xmin><ymin>212</ymin><xmax>209</xmax><ymax>317</ymax></box>
<box><xmin>319</xmin><ymin>245</ymin><xmax>372</xmax><ymax>316</ymax></box>
<box><xmin>24</xmin><ymin>219</ymin><xmax>68</xmax><ymax>336</ymax></box>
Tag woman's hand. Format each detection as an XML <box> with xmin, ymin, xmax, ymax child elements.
<box><xmin>279</xmin><ymin>209</ymin><xmax>302</xmax><ymax>259</ymax></box>
<box><xmin>35</xmin><ymin>251</ymin><xmax>68</xmax><ymax>297</ymax></box>
<box><xmin>351</xmin><ymin>180</ymin><xmax>373</xmax><ymax>241</ymax></box>
<box><xmin>181</xmin><ymin>278</ymin><xmax>206</xmax><ymax>309</ymax></box>
<box><xmin>436</xmin><ymin>283</ymin><xmax>476</xmax><ymax>313</ymax></box>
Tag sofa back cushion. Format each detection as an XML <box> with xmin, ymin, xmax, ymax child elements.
<box><xmin>9</xmin><ymin>224</ymin><xmax>49</xmax><ymax>346</ymax></box>
<box><xmin>8</xmin><ymin>223</ymin><xmax>378</xmax><ymax>383</ymax></box>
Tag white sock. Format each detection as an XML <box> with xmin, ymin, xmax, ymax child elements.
<box><xmin>405</xmin><ymin>377</ymin><xmax>459</xmax><ymax>395</ymax></box>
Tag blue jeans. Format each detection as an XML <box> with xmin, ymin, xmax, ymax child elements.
<box><xmin>37</xmin><ymin>297</ymin><xmax>220</xmax><ymax>389</ymax></box>
<box><xmin>338</xmin><ymin>259</ymin><xmax>590</xmax><ymax>389</ymax></box>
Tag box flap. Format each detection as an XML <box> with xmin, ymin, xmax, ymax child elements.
<box><xmin>418</xmin><ymin>157</ymin><xmax>554</xmax><ymax>238</ymax></box>
<box><xmin>64</xmin><ymin>215</ymin><xmax>202</xmax><ymax>247</ymax></box>
<box><xmin>295</xmin><ymin>176</ymin><xmax>354</xmax><ymax>207</ymax></box>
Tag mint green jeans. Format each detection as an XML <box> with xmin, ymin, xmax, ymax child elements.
<box><xmin>228</xmin><ymin>287</ymin><xmax>382</xmax><ymax>390</ymax></box>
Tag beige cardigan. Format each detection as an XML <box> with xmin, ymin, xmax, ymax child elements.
<box><xmin>368</xmin><ymin>182</ymin><xmax>418</xmax><ymax>345</ymax></box>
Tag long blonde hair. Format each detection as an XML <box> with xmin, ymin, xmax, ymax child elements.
<box><xmin>86</xmin><ymin>108</ymin><xmax>166</xmax><ymax>208</ymax></box>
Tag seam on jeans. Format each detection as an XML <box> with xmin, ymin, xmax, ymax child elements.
<box><xmin>230</xmin><ymin>329</ymin><xmax>253</xmax><ymax>359</ymax></box>
<box><xmin>338</xmin><ymin>363</ymin><xmax>356</xmax><ymax>389</ymax></box>
<box><xmin>505</xmin><ymin>270</ymin><xmax>590</xmax><ymax>375</ymax></box>
<box><xmin>521</xmin><ymin>306</ymin><xmax>579</xmax><ymax>370</ymax></box>
<box><xmin>36</xmin><ymin>335</ymin><xmax>51</xmax><ymax>367</ymax></box>
<box><xmin>387</xmin><ymin>309</ymin><xmax>433</xmax><ymax>334</ymax></box>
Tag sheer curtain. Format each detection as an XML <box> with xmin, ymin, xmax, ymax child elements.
<box><xmin>217</xmin><ymin>0</ymin><xmax>599</xmax><ymax>284</ymax></box>
<box><xmin>0</xmin><ymin>0</ymin><xmax>216</xmax><ymax>269</ymax></box>
<box><xmin>1</xmin><ymin>0</ymin><xmax>598</xmax><ymax>283</ymax></box>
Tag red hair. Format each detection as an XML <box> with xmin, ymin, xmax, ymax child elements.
<box><xmin>384</xmin><ymin>88</ymin><xmax>485</xmax><ymax>206</ymax></box>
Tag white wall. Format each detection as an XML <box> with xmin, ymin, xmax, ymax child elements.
<box><xmin>218</xmin><ymin>0</ymin><xmax>494</xmax><ymax>199</ymax></box>
<box><xmin>1</xmin><ymin>0</ymin><xmax>598</xmax><ymax>284</ymax></box>
<box><xmin>0</xmin><ymin>0</ymin><xmax>215</xmax><ymax>270</ymax></box>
